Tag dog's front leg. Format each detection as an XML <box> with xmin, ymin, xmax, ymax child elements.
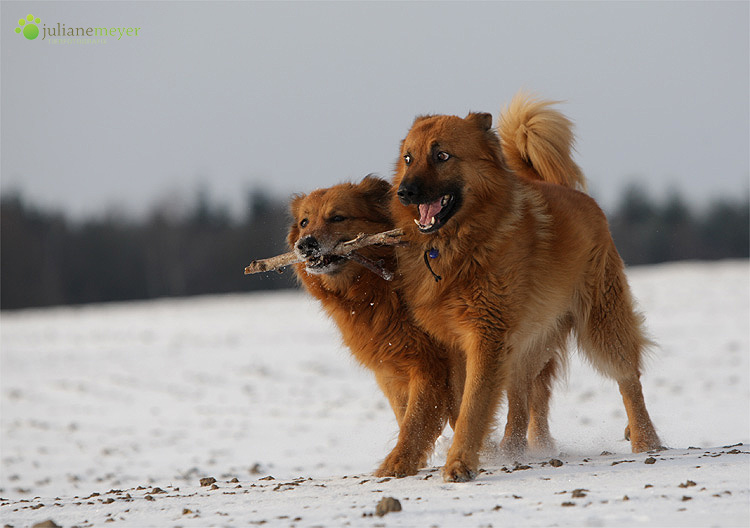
<box><xmin>376</xmin><ymin>368</ymin><xmax>450</xmax><ymax>478</ymax></box>
<box><xmin>443</xmin><ymin>337</ymin><xmax>505</xmax><ymax>482</ymax></box>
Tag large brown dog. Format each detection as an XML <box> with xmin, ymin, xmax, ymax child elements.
<box><xmin>391</xmin><ymin>93</ymin><xmax>662</xmax><ymax>482</ymax></box>
<box><xmin>288</xmin><ymin>175</ymin><xmax>464</xmax><ymax>477</ymax></box>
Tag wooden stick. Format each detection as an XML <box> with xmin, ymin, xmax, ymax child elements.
<box><xmin>243</xmin><ymin>251</ymin><xmax>299</xmax><ymax>275</ymax></box>
<box><xmin>243</xmin><ymin>228</ymin><xmax>404</xmax><ymax>275</ymax></box>
<box><xmin>349</xmin><ymin>252</ymin><xmax>394</xmax><ymax>281</ymax></box>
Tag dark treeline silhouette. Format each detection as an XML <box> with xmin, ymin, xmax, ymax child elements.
<box><xmin>1</xmin><ymin>184</ymin><xmax>748</xmax><ymax>309</ymax></box>
<box><xmin>1</xmin><ymin>188</ymin><xmax>295</xmax><ymax>310</ymax></box>
<box><xmin>609</xmin><ymin>184</ymin><xmax>749</xmax><ymax>266</ymax></box>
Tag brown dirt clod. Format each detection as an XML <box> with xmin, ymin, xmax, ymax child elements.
<box><xmin>375</xmin><ymin>497</ymin><xmax>402</xmax><ymax>517</ymax></box>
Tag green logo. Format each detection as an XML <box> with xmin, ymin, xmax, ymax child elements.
<box><xmin>15</xmin><ymin>13</ymin><xmax>41</xmax><ymax>40</ymax></box>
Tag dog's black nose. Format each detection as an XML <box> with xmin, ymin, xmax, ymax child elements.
<box><xmin>397</xmin><ymin>181</ymin><xmax>419</xmax><ymax>205</ymax></box>
<box><xmin>296</xmin><ymin>235</ymin><xmax>320</xmax><ymax>258</ymax></box>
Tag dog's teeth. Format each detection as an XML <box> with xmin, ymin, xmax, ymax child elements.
<box><xmin>414</xmin><ymin>219</ymin><xmax>422</xmax><ymax>227</ymax></box>
<box><xmin>441</xmin><ymin>195</ymin><xmax>450</xmax><ymax>206</ymax></box>
<box><xmin>429</xmin><ymin>217</ymin><xmax>435</xmax><ymax>226</ymax></box>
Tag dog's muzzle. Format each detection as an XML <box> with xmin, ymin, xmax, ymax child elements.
<box><xmin>397</xmin><ymin>181</ymin><xmax>420</xmax><ymax>205</ymax></box>
<box><xmin>296</xmin><ymin>235</ymin><xmax>321</xmax><ymax>259</ymax></box>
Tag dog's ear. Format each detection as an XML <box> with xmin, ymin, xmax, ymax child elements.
<box><xmin>465</xmin><ymin>112</ymin><xmax>504</xmax><ymax>164</ymax></box>
<box><xmin>465</xmin><ymin>112</ymin><xmax>493</xmax><ymax>131</ymax></box>
<box><xmin>289</xmin><ymin>193</ymin><xmax>305</xmax><ymax>218</ymax></box>
<box><xmin>287</xmin><ymin>193</ymin><xmax>307</xmax><ymax>246</ymax></box>
<box><xmin>359</xmin><ymin>174</ymin><xmax>394</xmax><ymax>224</ymax></box>
<box><xmin>412</xmin><ymin>114</ymin><xmax>433</xmax><ymax>126</ymax></box>
<box><xmin>359</xmin><ymin>174</ymin><xmax>392</xmax><ymax>203</ymax></box>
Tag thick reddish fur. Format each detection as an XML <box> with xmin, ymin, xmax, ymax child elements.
<box><xmin>391</xmin><ymin>93</ymin><xmax>661</xmax><ymax>482</ymax></box>
<box><xmin>288</xmin><ymin>176</ymin><xmax>464</xmax><ymax>477</ymax></box>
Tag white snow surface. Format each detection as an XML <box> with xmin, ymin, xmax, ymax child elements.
<box><xmin>1</xmin><ymin>260</ymin><xmax>748</xmax><ymax>527</ymax></box>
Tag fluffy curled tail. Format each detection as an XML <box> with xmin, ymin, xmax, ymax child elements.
<box><xmin>498</xmin><ymin>92</ymin><xmax>587</xmax><ymax>191</ymax></box>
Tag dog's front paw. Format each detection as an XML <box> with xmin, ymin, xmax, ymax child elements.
<box><xmin>375</xmin><ymin>452</ymin><xmax>420</xmax><ymax>478</ymax></box>
<box><xmin>442</xmin><ymin>458</ymin><xmax>477</xmax><ymax>482</ymax></box>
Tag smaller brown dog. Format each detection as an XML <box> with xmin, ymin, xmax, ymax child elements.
<box><xmin>288</xmin><ymin>175</ymin><xmax>463</xmax><ymax>477</ymax></box>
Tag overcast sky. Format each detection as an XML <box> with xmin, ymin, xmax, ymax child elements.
<box><xmin>2</xmin><ymin>1</ymin><xmax>748</xmax><ymax>219</ymax></box>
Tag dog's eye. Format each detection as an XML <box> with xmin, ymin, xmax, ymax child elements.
<box><xmin>437</xmin><ymin>151</ymin><xmax>451</xmax><ymax>162</ymax></box>
<box><xmin>300</xmin><ymin>218</ymin><xmax>308</xmax><ymax>228</ymax></box>
<box><xmin>329</xmin><ymin>215</ymin><xmax>346</xmax><ymax>223</ymax></box>
<box><xmin>403</xmin><ymin>153</ymin><xmax>412</xmax><ymax>166</ymax></box>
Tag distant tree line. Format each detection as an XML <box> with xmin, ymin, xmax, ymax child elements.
<box><xmin>1</xmin><ymin>188</ymin><xmax>295</xmax><ymax>310</ymax></box>
<box><xmin>609</xmin><ymin>185</ymin><xmax>749</xmax><ymax>266</ymax></box>
<box><xmin>1</xmin><ymin>184</ymin><xmax>748</xmax><ymax>309</ymax></box>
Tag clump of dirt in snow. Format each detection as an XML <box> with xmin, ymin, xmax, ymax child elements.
<box><xmin>375</xmin><ymin>496</ymin><xmax>402</xmax><ymax>517</ymax></box>
<box><xmin>32</xmin><ymin>521</ymin><xmax>62</xmax><ymax>528</ymax></box>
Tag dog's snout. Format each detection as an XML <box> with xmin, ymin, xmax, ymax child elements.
<box><xmin>296</xmin><ymin>235</ymin><xmax>320</xmax><ymax>258</ymax></box>
<box><xmin>397</xmin><ymin>181</ymin><xmax>420</xmax><ymax>205</ymax></box>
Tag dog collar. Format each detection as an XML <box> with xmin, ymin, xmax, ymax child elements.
<box><xmin>423</xmin><ymin>248</ymin><xmax>442</xmax><ymax>282</ymax></box>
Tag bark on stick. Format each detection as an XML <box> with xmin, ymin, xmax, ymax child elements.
<box><xmin>243</xmin><ymin>228</ymin><xmax>404</xmax><ymax>276</ymax></box>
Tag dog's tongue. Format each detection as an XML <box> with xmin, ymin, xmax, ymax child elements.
<box><xmin>418</xmin><ymin>198</ymin><xmax>443</xmax><ymax>226</ymax></box>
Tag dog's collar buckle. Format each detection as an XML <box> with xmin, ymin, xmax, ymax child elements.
<box><xmin>423</xmin><ymin>248</ymin><xmax>442</xmax><ymax>282</ymax></box>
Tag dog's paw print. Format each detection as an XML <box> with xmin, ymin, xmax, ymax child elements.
<box><xmin>15</xmin><ymin>14</ymin><xmax>41</xmax><ymax>40</ymax></box>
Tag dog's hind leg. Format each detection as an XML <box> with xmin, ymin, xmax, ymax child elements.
<box><xmin>527</xmin><ymin>357</ymin><xmax>558</xmax><ymax>453</ymax></box>
<box><xmin>501</xmin><ymin>354</ymin><xmax>561</xmax><ymax>458</ymax></box>
<box><xmin>576</xmin><ymin>247</ymin><xmax>662</xmax><ymax>453</ymax></box>
<box><xmin>499</xmin><ymin>369</ymin><xmax>531</xmax><ymax>460</ymax></box>
<box><xmin>527</xmin><ymin>319</ymin><xmax>571</xmax><ymax>453</ymax></box>
<box><xmin>502</xmin><ymin>319</ymin><xmax>570</xmax><ymax>458</ymax></box>
<box><xmin>615</xmin><ymin>374</ymin><xmax>662</xmax><ymax>452</ymax></box>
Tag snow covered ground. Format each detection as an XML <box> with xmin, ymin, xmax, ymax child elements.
<box><xmin>1</xmin><ymin>260</ymin><xmax>748</xmax><ymax>527</ymax></box>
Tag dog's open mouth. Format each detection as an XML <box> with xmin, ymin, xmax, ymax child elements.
<box><xmin>414</xmin><ymin>193</ymin><xmax>457</xmax><ymax>234</ymax></box>
<box><xmin>304</xmin><ymin>253</ymin><xmax>346</xmax><ymax>275</ymax></box>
